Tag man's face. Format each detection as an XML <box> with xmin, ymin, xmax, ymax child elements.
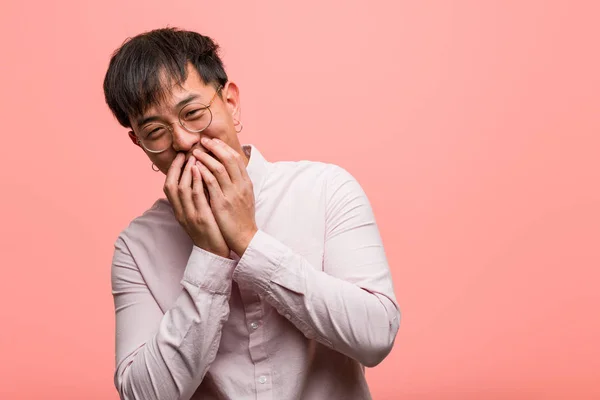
<box><xmin>128</xmin><ymin>63</ymin><xmax>243</xmax><ymax>174</ymax></box>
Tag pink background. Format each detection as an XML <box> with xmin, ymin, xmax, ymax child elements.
<box><xmin>1</xmin><ymin>1</ymin><xmax>599</xmax><ymax>399</ymax></box>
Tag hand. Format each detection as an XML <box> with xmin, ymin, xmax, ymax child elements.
<box><xmin>163</xmin><ymin>152</ymin><xmax>231</xmax><ymax>258</ymax></box>
<box><xmin>193</xmin><ymin>138</ymin><xmax>257</xmax><ymax>257</ymax></box>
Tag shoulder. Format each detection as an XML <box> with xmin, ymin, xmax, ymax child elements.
<box><xmin>269</xmin><ymin>158</ymin><xmax>357</xmax><ymax>187</ymax></box>
<box><xmin>266</xmin><ymin>158</ymin><xmax>366</xmax><ymax>207</ymax></box>
<box><xmin>113</xmin><ymin>198</ymin><xmax>180</xmax><ymax>249</ymax></box>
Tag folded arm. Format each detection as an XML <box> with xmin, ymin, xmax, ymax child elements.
<box><xmin>111</xmin><ymin>240</ymin><xmax>237</xmax><ymax>400</ymax></box>
<box><xmin>233</xmin><ymin>165</ymin><xmax>400</xmax><ymax>367</ymax></box>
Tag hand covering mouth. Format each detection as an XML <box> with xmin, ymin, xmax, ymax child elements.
<box><xmin>180</xmin><ymin>150</ymin><xmax>215</xmax><ymax>203</ymax></box>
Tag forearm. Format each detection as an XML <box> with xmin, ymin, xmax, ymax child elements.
<box><xmin>113</xmin><ymin>244</ymin><xmax>236</xmax><ymax>400</ymax></box>
<box><xmin>116</xmin><ymin>284</ymin><xmax>229</xmax><ymax>399</ymax></box>
<box><xmin>233</xmin><ymin>230</ymin><xmax>400</xmax><ymax>367</ymax></box>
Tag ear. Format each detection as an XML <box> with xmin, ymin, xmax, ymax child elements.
<box><xmin>223</xmin><ymin>81</ymin><xmax>241</xmax><ymax>120</ymax></box>
<box><xmin>128</xmin><ymin>131</ymin><xmax>141</xmax><ymax>147</ymax></box>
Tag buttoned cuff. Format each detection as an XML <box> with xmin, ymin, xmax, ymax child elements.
<box><xmin>233</xmin><ymin>229</ymin><xmax>291</xmax><ymax>293</ymax></box>
<box><xmin>183</xmin><ymin>246</ymin><xmax>238</xmax><ymax>294</ymax></box>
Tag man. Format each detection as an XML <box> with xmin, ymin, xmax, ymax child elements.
<box><xmin>104</xmin><ymin>27</ymin><xmax>400</xmax><ymax>400</ymax></box>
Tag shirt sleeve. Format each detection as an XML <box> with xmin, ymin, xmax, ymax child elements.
<box><xmin>233</xmin><ymin>164</ymin><xmax>400</xmax><ymax>367</ymax></box>
<box><xmin>111</xmin><ymin>238</ymin><xmax>237</xmax><ymax>400</ymax></box>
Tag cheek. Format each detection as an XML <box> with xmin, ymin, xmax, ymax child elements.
<box><xmin>208</xmin><ymin>118</ymin><xmax>229</xmax><ymax>135</ymax></box>
<box><xmin>208</xmin><ymin>115</ymin><xmax>237</xmax><ymax>144</ymax></box>
<box><xmin>211</xmin><ymin>108</ymin><xmax>235</xmax><ymax>131</ymax></box>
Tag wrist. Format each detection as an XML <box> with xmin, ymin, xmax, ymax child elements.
<box><xmin>232</xmin><ymin>227</ymin><xmax>258</xmax><ymax>257</ymax></box>
<box><xmin>192</xmin><ymin>240</ymin><xmax>231</xmax><ymax>259</ymax></box>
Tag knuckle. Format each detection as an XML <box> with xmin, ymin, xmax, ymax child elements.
<box><xmin>221</xmin><ymin>197</ymin><xmax>233</xmax><ymax>209</ymax></box>
<box><xmin>174</xmin><ymin>213</ymin><xmax>184</xmax><ymax>224</ymax></box>
<box><xmin>193</xmin><ymin>214</ymin><xmax>207</xmax><ymax>226</ymax></box>
<box><xmin>214</xmin><ymin>164</ymin><xmax>226</xmax><ymax>175</ymax></box>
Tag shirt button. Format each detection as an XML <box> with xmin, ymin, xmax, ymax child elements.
<box><xmin>250</xmin><ymin>321</ymin><xmax>259</xmax><ymax>330</ymax></box>
<box><xmin>284</xmin><ymin>313</ymin><xmax>291</xmax><ymax>319</ymax></box>
<box><xmin>258</xmin><ymin>375</ymin><xmax>267</xmax><ymax>384</ymax></box>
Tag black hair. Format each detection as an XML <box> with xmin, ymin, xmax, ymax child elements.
<box><xmin>103</xmin><ymin>27</ymin><xmax>228</xmax><ymax>128</ymax></box>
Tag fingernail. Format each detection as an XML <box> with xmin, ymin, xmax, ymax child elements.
<box><xmin>201</xmin><ymin>137</ymin><xmax>210</xmax><ymax>145</ymax></box>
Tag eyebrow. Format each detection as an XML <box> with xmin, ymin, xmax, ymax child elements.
<box><xmin>136</xmin><ymin>93</ymin><xmax>203</xmax><ymax>127</ymax></box>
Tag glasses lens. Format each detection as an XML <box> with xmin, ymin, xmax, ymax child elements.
<box><xmin>140</xmin><ymin>123</ymin><xmax>172</xmax><ymax>152</ymax></box>
<box><xmin>179</xmin><ymin>103</ymin><xmax>212</xmax><ymax>133</ymax></box>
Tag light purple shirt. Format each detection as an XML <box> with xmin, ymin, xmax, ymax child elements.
<box><xmin>111</xmin><ymin>144</ymin><xmax>400</xmax><ymax>400</ymax></box>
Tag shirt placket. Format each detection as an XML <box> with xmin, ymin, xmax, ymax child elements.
<box><xmin>240</xmin><ymin>287</ymin><xmax>273</xmax><ymax>400</ymax></box>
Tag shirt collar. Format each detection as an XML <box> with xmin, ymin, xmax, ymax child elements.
<box><xmin>242</xmin><ymin>143</ymin><xmax>269</xmax><ymax>203</ymax></box>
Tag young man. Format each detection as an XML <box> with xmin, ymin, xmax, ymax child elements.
<box><xmin>104</xmin><ymin>27</ymin><xmax>400</xmax><ymax>400</ymax></box>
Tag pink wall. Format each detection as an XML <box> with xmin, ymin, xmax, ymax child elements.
<box><xmin>1</xmin><ymin>1</ymin><xmax>598</xmax><ymax>399</ymax></box>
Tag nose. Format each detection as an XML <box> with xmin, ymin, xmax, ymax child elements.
<box><xmin>171</xmin><ymin>123</ymin><xmax>200</xmax><ymax>153</ymax></box>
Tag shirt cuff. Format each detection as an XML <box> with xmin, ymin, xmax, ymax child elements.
<box><xmin>233</xmin><ymin>229</ymin><xmax>291</xmax><ymax>293</ymax></box>
<box><xmin>183</xmin><ymin>246</ymin><xmax>238</xmax><ymax>294</ymax></box>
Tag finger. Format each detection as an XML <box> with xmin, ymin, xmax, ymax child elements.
<box><xmin>223</xmin><ymin>143</ymin><xmax>248</xmax><ymax>182</ymax></box>
<box><xmin>196</xmin><ymin>160</ymin><xmax>224</xmax><ymax>203</ymax></box>
<box><xmin>194</xmin><ymin>150</ymin><xmax>233</xmax><ymax>189</ymax></box>
<box><xmin>197</xmin><ymin>138</ymin><xmax>243</xmax><ymax>183</ymax></box>
<box><xmin>233</xmin><ymin>146</ymin><xmax>250</xmax><ymax>180</ymax></box>
<box><xmin>179</xmin><ymin>156</ymin><xmax>196</xmax><ymax>217</ymax></box>
<box><xmin>164</xmin><ymin>153</ymin><xmax>186</xmax><ymax>218</ymax></box>
<box><xmin>191</xmin><ymin>164</ymin><xmax>209</xmax><ymax>211</ymax></box>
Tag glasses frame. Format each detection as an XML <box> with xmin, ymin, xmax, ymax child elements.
<box><xmin>136</xmin><ymin>85</ymin><xmax>223</xmax><ymax>154</ymax></box>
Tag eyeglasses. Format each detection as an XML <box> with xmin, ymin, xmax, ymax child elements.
<box><xmin>136</xmin><ymin>85</ymin><xmax>222</xmax><ymax>154</ymax></box>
